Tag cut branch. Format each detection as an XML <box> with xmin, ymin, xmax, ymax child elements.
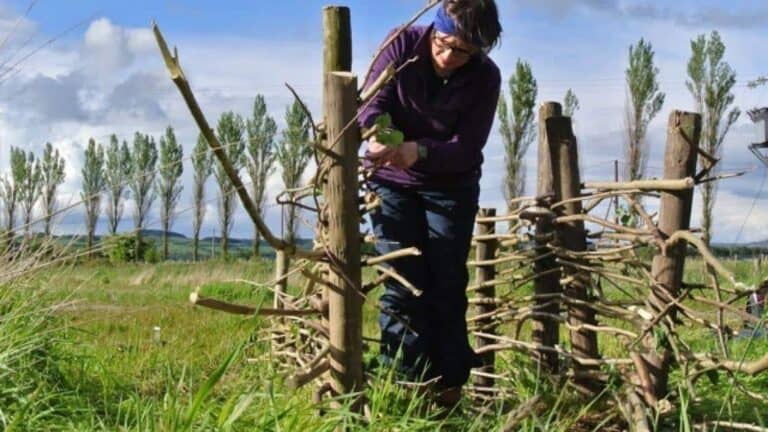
<box><xmin>152</xmin><ymin>22</ymin><xmax>321</xmax><ymax>259</ymax></box>
<box><xmin>189</xmin><ymin>291</ymin><xmax>322</xmax><ymax>317</ymax></box>
<box><xmin>583</xmin><ymin>177</ymin><xmax>695</xmax><ymax>191</ymax></box>
<box><xmin>363</xmin><ymin>247</ymin><xmax>421</xmax><ymax>266</ymax></box>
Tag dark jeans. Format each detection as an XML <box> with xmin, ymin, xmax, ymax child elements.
<box><xmin>370</xmin><ymin>180</ymin><xmax>480</xmax><ymax>388</ymax></box>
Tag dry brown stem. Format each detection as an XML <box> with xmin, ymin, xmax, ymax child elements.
<box><xmin>189</xmin><ymin>291</ymin><xmax>321</xmax><ymax>317</ymax></box>
<box><xmin>363</xmin><ymin>247</ymin><xmax>421</xmax><ymax>266</ymax></box>
<box><xmin>287</xmin><ymin>359</ymin><xmax>331</xmax><ymax>390</ymax></box>
<box><xmin>372</xmin><ymin>264</ymin><xmax>422</xmax><ymax>296</ymax></box>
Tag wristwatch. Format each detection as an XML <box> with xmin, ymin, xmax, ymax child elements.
<box><xmin>417</xmin><ymin>142</ymin><xmax>428</xmax><ymax>161</ymax></box>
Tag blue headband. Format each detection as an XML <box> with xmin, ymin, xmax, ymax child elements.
<box><xmin>433</xmin><ymin>5</ymin><xmax>458</xmax><ymax>36</ymax></box>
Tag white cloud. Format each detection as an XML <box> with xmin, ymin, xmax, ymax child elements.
<box><xmin>513</xmin><ymin>0</ymin><xmax>768</xmax><ymax>29</ymax></box>
<box><xmin>82</xmin><ymin>18</ymin><xmax>155</xmax><ymax>80</ymax></box>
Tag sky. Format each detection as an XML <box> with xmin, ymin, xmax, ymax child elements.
<box><xmin>0</xmin><ymin>0</ymin><xmax>766</xmax><ymax>243</ymax></box>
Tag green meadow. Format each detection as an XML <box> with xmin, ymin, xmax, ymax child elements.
<box><xmin>1</xmin><ymin>253</ymin><xmax>766</xmax><ymax>431</ymax></box>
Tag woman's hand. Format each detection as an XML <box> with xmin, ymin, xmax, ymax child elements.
<box><xmin>366</xmin><ymin>139</ymin><xmax>396</xmax><ymax>163</ymax></box>
<box><xmin>390</xmin><ymin>141</ymin><xmax>418</xmax><ymax>169</ymax></box>
<box><xmin>367</xmin><ymin>140</ymin><xmax>418</xmax><ymax>169</ymax></box>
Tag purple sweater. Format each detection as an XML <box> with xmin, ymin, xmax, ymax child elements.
<box><xmin>359</xmin><ymin>25</ymin><xmax>501</xmax><ymax>189</ymax></box>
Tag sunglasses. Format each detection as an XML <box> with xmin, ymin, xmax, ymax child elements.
<box><xmin>431</xmin><ymin>31</ymin><xmax>479</xmax><ymax>59</ymax></box>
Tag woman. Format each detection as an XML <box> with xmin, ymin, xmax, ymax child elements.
<box><xmin>359</xmin><ymin>0</ymin><xmax>503</xmax><ymax>406</ymax></box>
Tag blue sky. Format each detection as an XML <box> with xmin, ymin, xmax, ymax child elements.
<box><xmin>0</xmin><ymin>0</ymin><xmax>766</xmax><ymax>243</ymax></box>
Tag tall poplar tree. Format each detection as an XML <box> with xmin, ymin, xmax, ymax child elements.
<box><xmin>40</xmin><ymin>142</ymin><xmax>66</xmax><ymax>236</ymax></box>
<box><xmin>245</xmin><ymin>95</ymin><xmax>278</xmax><ymax>257</ymax></box>
<box><xmin>214</xmin><ymin>112</ymin><xmax>245</xmax><ymax>258</ymax></box>
<box><xmin>129</xmin><ymin>132</ymin><xmax>158</xmax><ymax>261</ymax></box>
<box><xmin>564</xmin><ymin>88</ymin><xmax>580</xmax><ymax>119</ymax></box>
<box><xmin>497</xmin><ymin>59</ymin><xmax>537</xmax><ymax>212</ymax></box>
<box><xmin>276</xmin><ymin>100</ymin><xmax>312</xmax><ymax>243</ymax></box>
<box><xmin>191</xmin><ymin>133</ymin><xmax>213</xmax><ymax>261</ymax></box>
<box><xmin>105</xmin><ymin>135</ymin><xmax>132</xmax><ymax>235</ymax></box>
<box><xmin>19</xmin><ymin>151</ymin><xmax>42</xmax><ymax>238</ymax></box>
<box><xmin>81</xmin><ymin>138</ymin><xmax>105</xmax><ymax>255</ymax></box>
<box><xmin>625</xmin><ymin>38</ymin><xmax>665</xmax><ymax>183</ymax></box>
<box><xmin>1</xmin><ymin>147</ymin><xmax>26</xmax><ymax>244</ymax></box>
<box><xmin>686</xmin><ymin>31</ymin><xmax>741</xmax><ymax>246</ymax></box>
<box><xmin>155</xmin><ymin>126</ymin><xmax>184</xmax><ymax>260</ymax></box>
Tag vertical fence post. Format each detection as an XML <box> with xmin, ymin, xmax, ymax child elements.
<box><xmin>641</xmin><ymin>111</ymin><xmax>701</xmax><ymax>402</ymax></box>
<box><xmin>272</xmin><ymin>250</ymin><xmax>289</xmax><ymax>347</ymax></box>
<box><xmin>547</xmin><ymin>115</ymin><xmax>601</xmax><ymax>395</ymax></box>
<box><xmin>322</xmin><ymin>5</ymin><xmax>362</xmax><ymax>412</ymax></box>
<box><xmin>533</xmin><ymin>102</ymin><xmax>562</xmax><ymax>372</ymax></box>
<box><xmin>274</xmin><ymin>250</ymin><xmax>288</xmax><ymax>309</ymax></box>
<box><xmin>324</xmin><ymin>72</ymin><xmax>363</xmax><ymax>411</ymax></box>
<box><xmin>323</xmin><ymin>7</ymin><xmax>352</xmax><ymax>77</ymax></box>
<box><xmin>321</xmin><ymin>4</ymin><xmax>352</xmax><ymax>352</ymax></box>
<box><xmin>473</xmin><ymin>208</ymin><xmax>498</xmax><ymax>389</ymax></box>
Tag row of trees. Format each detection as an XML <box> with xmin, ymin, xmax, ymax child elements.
<box><xmin>497</xmin><ymin>30</ymin><xmax>740</xmax><ymax>246</ymax></box>
<box><xmin>79</xmin><ymin>95</ymin><xmax>312</xmax><ymax>261</ymax></box>
<box><xmin>0</xmin><ymin>143</ymin><xmax>66</xmax><ymax>242</ymax></box>
<box><xmin>0</xmin><ymin>94</ymin><xmax>312</xmax><ymax>262</ymax></box>
<box><xmin>80</xmin><ymin>130</ymin><xmax>176</xmax><ymax>259</ymax></box>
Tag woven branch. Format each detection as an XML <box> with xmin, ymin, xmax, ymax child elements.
<box><xmin>189</xmin><ymin>291</ymin><xmax>322</xmax><ymax>317</ymax></box>
<box><xmin>583</xmin><ymin>177</ymin><xmax>695</xmax><ymax>191</ymax></box>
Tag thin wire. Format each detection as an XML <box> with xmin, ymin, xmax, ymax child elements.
<box><xmin>733</xmin><ymin>167</ymin><xmax>768</xmax><ymax>243</ymax></box>
<box><xmin>0</xmin><ymin>0</ymin><xmax>38</xmax><ymax>54</ymax></box>
<box><xmin>0</xmin><ymin>13</ymin><xmax>95</xmax><ymax>85</ymax></box>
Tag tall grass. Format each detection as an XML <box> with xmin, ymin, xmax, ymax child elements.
<box><xmin>1</xmin><ymin>255</ymin><xmax>767</xmax><ymax>430</ymax></box>
<box><xmin>0</xmin><ymin>251</ymin><xmax>74</xmax><ymax>429</ymax></box>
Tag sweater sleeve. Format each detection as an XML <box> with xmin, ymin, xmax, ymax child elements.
<box><xmin>358</xmin><ymin>29</ymin><xmax>408</xmax><ymax>130</ymax></box>
<box><xmin>411</xmin><ymin>66</ymin><xmax>501</xmax><ymax>174</ymax></box>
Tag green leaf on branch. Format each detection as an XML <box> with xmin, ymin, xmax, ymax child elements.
<box><xmin>374</xmin><ymin>113</ymin><xmax>392</xmax><ymax>130</ymax></box>
<box><xmin>377</xmin><ymin>129</ymin><xmax>404</xmax><ymax>147</ymax></box>
<box><xmin>372</xmin><ymin>114</ymin><xmax>404</xmax><ymax>148</ymax></box>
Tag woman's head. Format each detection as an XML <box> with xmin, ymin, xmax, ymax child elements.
<box><xmin>430</xmin><ymin>0</ymin><xmax>502</xmax><ymax>75</ymax></box>
<box><xmin>441</xmin><ymin>0</ymin><xmax>502</xmax><ymax>51</ymax></box>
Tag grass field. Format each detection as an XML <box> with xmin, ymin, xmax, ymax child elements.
<box><xmin>1</xmin><ymin>255</ymin><xmax>767</xmax><ymax>431</ymax></box>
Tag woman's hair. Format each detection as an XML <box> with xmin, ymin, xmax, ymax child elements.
<box><xmin>442</xmin><ymin>0</ymin><xmax>502</xmax><ymax>51</ymax></box>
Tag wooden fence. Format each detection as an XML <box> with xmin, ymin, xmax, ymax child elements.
<box><xmin>153</xmin><ymin>5</ymin><xmax>768</xmax><ymax>431</ymax></box>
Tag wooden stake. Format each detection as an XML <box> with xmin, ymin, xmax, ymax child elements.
<box><xmin>473</xmin><ymin>208</ymin><xmax>498</xmax><ymax>389</ymax></box>
<box><xmin>323</xmin><ymin>6</ymin><xmax>352</xmax><ymax>90</ymax></box>
<box><xmin>273</xmin><ymin>250</ymin><xmax>290</xmax><ymax>347</ymax></box>
<box><xmin>321</xmin><ymin>4</ymin><xmax>353</xmax><ymax>356</ymax></box>
<box><xmin>547</xmin><ymin>115</ymin><xmax>601</xmax><ymax>395</ymax></box>
<box><xmin>537</xmin><ymin>102</ymin><xmax>562</xmax><ymax>196</ymax></box>
<box><xmin>323</xmin><ymin>69</ymin><xmax>363</xmax><ymax>409</ymax></box>
<box><xmin>274</xmin><ymin>250</ymin><xmax>289</xmax><ymax>309</ymax></box>
<box><xmin>533</xmin><ymin>102</ymin><xmax>562</xmax><ymax>372</ymax></box>
<box><xmin>642</xmin><ymin>110</ymin><xmax>701</xmax><ymax>402</ymax></box>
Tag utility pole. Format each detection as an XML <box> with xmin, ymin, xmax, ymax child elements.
<box><xmin>749</xmin><ymin>108</ymin><xmax>768</xmax><ymax>167</ymax></box>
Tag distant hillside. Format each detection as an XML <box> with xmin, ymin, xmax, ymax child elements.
<box><xmin>56</xmin><ymin>229</ymin><xmax>186</xmax><ymax>242</ymax></box>
<box><xmin>51</xmin><ymin>232</ymin><xmax>313</xmax><ymax>261</ymax></box>
<box><xmin>745</xmin><ymin>239</ymin><xmax>768</xmax><ymax>248</ymax></box>
<box><xmin>711</xmin><ymin>240</ymin><xmax>768</xmax><ymax>258</ymax></box>
<box><xmin>141</xmin><ymin>229</ymin><xmax>187</xmax><ymax>239</ymax></box>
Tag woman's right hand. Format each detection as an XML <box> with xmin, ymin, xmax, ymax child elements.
<box><xmin>366</xmin><ymin>139</ymin><xmax>396</xmax><ymax>164</ymax></box>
